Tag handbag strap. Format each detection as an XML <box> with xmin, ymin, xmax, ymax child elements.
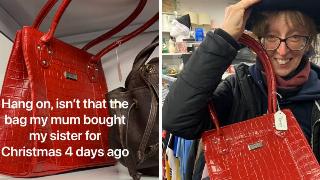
<box><xmin>120</xmin><ymin>87</ymin><xmax>158</xmax><ymax>179</ymax></box>
<box><xmin>208</xmin><ymin>34</ymin><xmax>277</xmax><ymax>135</ymax></box>
<box><xmin>39</xmin><ymin>0</ymin><xmax>71</xmax><ymax>43</ymax></box>
<box><xmin>121</xmin><ymin>39</ymin><xmax>159</xmax><ymax>173</ymax></box>
<box><xmin>81</xmin><ymin>0</ymin><xmax>147</xmax><ymax>51</ymax></box>
<box><xmin>239</xmin><ymin>34</ymin><xmax>276</xmax><ymax>113</ymax></box>
<box><xmin>124</xmin><ymin>36</ymin><xmax>159</xmax><ymax>88</ymax></box>
<box><xmin>32</xmin><ymin>0</ymin><xmax>58</xmax><ymax>29</ymax></box>
<box><xmin>122</xmin><ymin>71</ymin><xmax>158</xmax><ymax>170</ymax></box>
<box><xmin>91</xmin><ymin>13</ymin><xmax>159</xmax><ymax>63</ymax></box>
<box><xmin>38</xmin><ymin>0</ymin><xmax>157</xmax><ymax>62</ymax></box>
<box><xmin>119</xmin><ymin>105</ymin><xmax>141</xmax><ymax>179</ymax></box>
<box><xmin>136</xmin><ymin>78</ymin><xmax>159</xmax><ymax>164</ymax></box>
<box><xmin>37</xmin><ymin>0</ymin><xmax>145</xmax><ymax>46</ymax></box>
<box><xmin>132</xmin><ymin>36</ymin><xmax>159</xmax><ymax>68</ymax></box>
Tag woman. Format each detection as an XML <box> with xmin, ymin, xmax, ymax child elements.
<box><xmin>163</xmin><ymin>0</ymin><xmax>320</xmax><ymax>171</ymax></box>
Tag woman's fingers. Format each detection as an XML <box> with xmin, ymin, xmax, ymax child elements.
<box><xmin>238</xmin><ymin>0</ymin><xmax>261</xmax><ymax>9</ymax></box>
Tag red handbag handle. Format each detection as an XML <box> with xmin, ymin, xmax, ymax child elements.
<box><xmin>32</xmin><ymin>0</ymin><xmax>58</xmax><ymax>29</ymax></box>
<box><xmin>39</xmin><ymin>0</ymin><xmax>71</xmax><ymax>43</ymax></box>
<box><xmin>208</xmin><ymin>33</ymin><xmax>277</xmax><ymax>135</ymax></box>
<box><xmin>91</xmin><ymin>13</ymin><xmax>159</xmax><ymax>63</ymax></box>
<box><xmin>38</xmin><ymin>0</ymin><xmax>155</xmax><ymax>61</ymax></box>
<box><xmin>39</xmin><ymin>0</ymin><xmax>148</xmax><ymax>53</ymax></box>
<box><xmin>239</xmin><ymin>34</ymin><xmax>277</xmax><ymax>112</ymax></box>
<box><xmin>81</xmin><ymin>0</ymin><xmax>147</xmax><ymax>51</ymax></box>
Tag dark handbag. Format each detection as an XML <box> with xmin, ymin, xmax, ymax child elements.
<box><xmin>202</xmin><ymin>34</ymin><xmax>320</xmax><ymax>179</ymax></box>
<box><xmin>0</xmin><ymin>0</ymin><xmax>153</xmax><ymax>177</ymax></box>
<box><xmin>107</xmin><ymin>37</ymin><xmax>159</xmax><ymax>180</ymax></box>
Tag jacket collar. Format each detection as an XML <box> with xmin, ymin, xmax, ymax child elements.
<box><xmin>249</xmin><ymin>61</ymin><xmax>320</xmax><ymax>102</ymax></box>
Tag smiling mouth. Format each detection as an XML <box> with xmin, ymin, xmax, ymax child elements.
<box><xmin>275</xmin><ymin>58</ymin><xmax>293</xmax><ymax>65</ymax></box>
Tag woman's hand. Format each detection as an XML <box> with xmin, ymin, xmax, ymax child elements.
<box><xmin>222</xmin><ymin>0</ymin><xmax>260</xmax><ymax>40</ymax></box>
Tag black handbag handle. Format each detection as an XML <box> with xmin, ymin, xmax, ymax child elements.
<box><xmin>125</xmin><ymin>37</ymin><xmax>159</xmax><ymax>88</ymax></box>
<box><xmin>133</xmin><ymin>36</ymin><xmax>159</xmax><ymax>69</ymax></box>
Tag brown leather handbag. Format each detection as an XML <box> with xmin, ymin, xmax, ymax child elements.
<box><xmin>107</xmin><ymin>37</ymin><xmax>159</xmax><ymax>180</ymax></box>
<box><xmin>202</xmin><ymin>34</ymin><xmax>320</xmax><ymax>179</ymax></box>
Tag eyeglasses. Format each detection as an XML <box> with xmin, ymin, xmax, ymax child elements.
<box><xmin>261</xmin><ymin>35</ymin><xmax>310</xmax><ymax>51</ymax></box>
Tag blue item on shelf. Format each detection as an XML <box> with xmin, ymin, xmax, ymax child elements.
<box><xmin>195</xmin><ymin>28</ymin><xmax>204</xmax><ymax>41</ymax></box>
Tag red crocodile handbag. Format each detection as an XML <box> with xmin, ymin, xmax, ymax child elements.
<box><xmin>202</xmin><ymin>34</ymin><xmax>320</xmax><ymax>179</ymax></box>
<box><xmin>0</xmin><ymin>0</ymin><xmax>153</xmax><ymax>177</ymax></box>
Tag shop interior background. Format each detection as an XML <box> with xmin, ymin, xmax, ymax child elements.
<box><xmin>162</xmin><ymin>1</ymin><xmax>320</xmax><ymax>180</ymax></box>
<box><xmin>0</xmin><ymin>0</ymin><xmax>158</xmax><ymax>179</ymax></box>
<box><xmin>162</xmin><ymin>0</ymin><xmax>320</xmax><ymax>81</ymax></box>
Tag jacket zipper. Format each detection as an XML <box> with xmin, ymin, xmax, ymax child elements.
<box><xmin>311</xmin><ymin>119</ymin><xmax>320</xmax><ymax>150</ymax></box>
<box><xmin>311</xmin><ymin>101</ymin><xmax>320</xmax><ymax>150</ymax></box>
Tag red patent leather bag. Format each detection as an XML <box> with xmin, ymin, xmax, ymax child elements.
<box><xmin>202</xmin><ymin>34</ymin><xmax>320</xmax><ymax>179</ymax></box>
<box><xmin>0</xmin><ymin>0</ymin><xmax>154</xmax><ymax>177</ymax></box>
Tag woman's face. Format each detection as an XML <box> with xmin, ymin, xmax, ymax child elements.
<box><xmin>264</xmin><ymin>14</ymin><xmax>310</xmax><ymax>77</ymax></box>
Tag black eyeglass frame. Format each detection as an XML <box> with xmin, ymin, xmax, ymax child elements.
<box><xmin>260</xmin><ymin>35</ymin><xmax>310</xmax><ymax>51</ymax></box>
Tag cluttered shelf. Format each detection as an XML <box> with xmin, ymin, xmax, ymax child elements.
<box><xmin>163</xmin><ymin>52</ymin><xmax>191</xmax><ymax>56</ymax></box>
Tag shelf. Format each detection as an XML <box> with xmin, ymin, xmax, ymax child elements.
<box><xmin>162</xmin><ymin>12</ymin><xmax>176</xmax><ymax>15</ymax></box>
<box><xmin>162</xmin><ymin>52</ymin><xmax>191</xmax><ymax>56</ymax></box>
<box><xmin>162</xmin><ymin>74</ymin><xmax>177</xmax><ymax>83</ymax></box>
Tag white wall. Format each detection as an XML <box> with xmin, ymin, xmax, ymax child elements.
<box><xmin>0</xmin><ymin>5</ymin><xmax>20</xmax><ymax>40</ymax></box>
<box><xmin>177</xmin><ymin>0</ymin><xmax>231</xmax><ymax>27</ymax></box>
<box><xmin>0</xmin><ymin>32</ymin><xmax>13</xmax><ymax>92</ymax></box>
